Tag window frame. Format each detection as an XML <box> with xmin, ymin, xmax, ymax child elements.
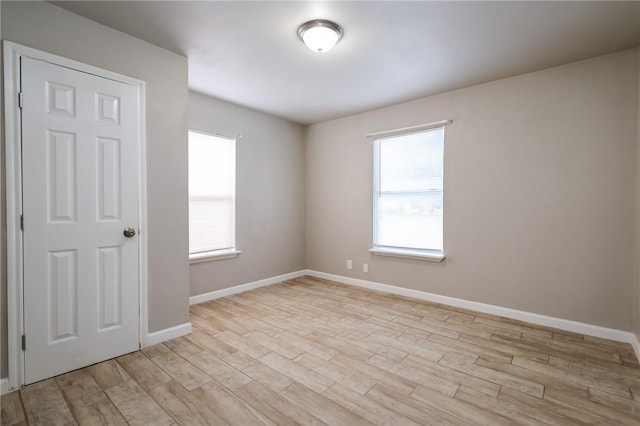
<box><xmin>188</xmin><ymin>129</ymin><xmax>241</xmax><ymax>263</ymax></box>
<box><xmin>369</xmin><ymin>122</ymin><xmax>449</xmax><ymax>262</ymax></box>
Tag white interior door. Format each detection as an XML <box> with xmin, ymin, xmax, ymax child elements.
<box><xmin>21</xmin><ymin>56</ymin><xmax>141</xmax><ymax>384</ymax></box>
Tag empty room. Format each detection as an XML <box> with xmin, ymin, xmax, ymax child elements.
<box><xmin>2</xmin><ymin>1</ymin><xmax>640</xmax><ymax>424</ymax></box>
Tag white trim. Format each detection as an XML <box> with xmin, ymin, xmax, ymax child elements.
<box><xmin>3</xmin><ymin>41</ymin><xmax>148</xmax><ymax>390</ymax></box>
<box><xmin>189</xmin><ymin>249</ymin><xmax>242</xmax><ymax>264</ymax></box>
<box><xmin>144</xmin><ymin>323</ymin><xmax>193</xmax><ymax>347</ymax></box>
<box><xmin>189</xmin><ymin>270</ymin><xmax>307</xmax><ymax>305</ymax></box>
<box><xmin>369</xmin><ymin>247</ymin><xmax>445</xmax><ymax>262</ymax></box>
<box><xmin>4</xmin><ymin>40</ymin><xmax>25</xmax><ymax>393</ymax></box>
<box><xmin>137</xmin><ymin>82</ymin><xmax>149</xmax><ymax>351</ymax></box>
<box><xmin>4</xmin><ymin>41</ymin><xmax>144</xmax><ymax>85</ymax></box>
<box><xmin>631</xmin><ymin>334</ymin><xmax>640</xmax><ymax>364</ymax></box>
<box><xmin>366</xmin><ymin>119</ymin><xmax>452</xmax><ymax>139</ymax></box>
<box><xmin>304</xmin><ymin>270</ymin><xmax>637</xmax><ymax>345</ymax></box>
<box><xmin>1</xmin><ymin>378</ymin><xmax>10</xmax><ymax>395</ymax></box>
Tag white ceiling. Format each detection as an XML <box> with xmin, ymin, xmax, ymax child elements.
<box><xmin>51</xmin><ymin>1</ymin><xmax>640</xmax><ymax>125</ymax></box>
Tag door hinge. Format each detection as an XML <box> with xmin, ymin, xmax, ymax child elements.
<box><xmin>20</xmin><ymin>214</ymin><xmax>24</xmax><ymax>231</ymax></box>
<box><xmin>18</xmin><ymin>92</ymin><xmax>23</xmax><ymax>109</ymax></box>
<box><xmin>21</xmin><ymin>335</ymin><xmax>26</xmax><ymax>351</ymax></box>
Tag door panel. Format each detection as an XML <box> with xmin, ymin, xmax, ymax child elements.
<box><xmin>48</xmin><ymin>249</ymin><xmax>78</xmax><ymax>342</ymax></box>
<box><xmin>21</xmin><ymin>57</ymin><xmax>141</xmax><ymax>384</ymax></box>
<box><xmin>47</xmin><ymin>130</ymin><xmax>77</xmax><ymax>222</ymax></box>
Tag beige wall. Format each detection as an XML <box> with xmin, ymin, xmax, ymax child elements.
<box><xmin>188</xmin><ymin>92</ymin><xmax>305</xmax><ymax>296</ymax></box>
<box><xmin>1</xmin><ymin>1</ymin><xmax>191</xmax><ymax>378</ymax></box>
<box><xmin>306</xmin><ymin>49</ymin><xmax>639</xmax><ymax>331</ymax></box>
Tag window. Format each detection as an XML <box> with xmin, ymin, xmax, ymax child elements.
<box><xmin>371</xmin><ymin>125</ymin><xmax>446</xmax><ymax>261</ymax></box>
<box><xmin>188</xmin><ymin>130</ymin><xmax>239</xmax><ymax>262</ymax></box>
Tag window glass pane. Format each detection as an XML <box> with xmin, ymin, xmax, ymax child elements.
<box><xmin>379</xmin><ymin>129</ymin><xmax>443</xmax><ymax>192</ymax></box>
<box><xmin>375</xmin><ymin>127</ymin><xmax>444</xmax><ymax>251</ymax></box>
<box><xmin>188</xmin><ymin>131</ymin><xmax>235</xmax><ymax>254</ymax></box>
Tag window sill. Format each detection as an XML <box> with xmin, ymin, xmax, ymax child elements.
<box><xmin>369</xmin><ymin>247</ymin><xmax>445</xmax><ymax>262</ymax></box>
<box><xmin>189</xmin><ymin>249</ymin><xmax>242</xmax><ymax>264</ymax></box>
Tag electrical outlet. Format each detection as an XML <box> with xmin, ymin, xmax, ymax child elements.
<box><xmin>363</xmin><ymin>263</ymin><xmax>368</xmax><ymax>273</ymax></box>
<box><xmin>346</xmin><ymin>259</ymin><xmax>353</xmax><ymax>270</ymax></box>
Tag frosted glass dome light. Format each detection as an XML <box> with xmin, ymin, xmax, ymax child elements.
<box><xmin>297</xmin><ymin>20</ymin><xmax>343</xmax><ymax>53</ymax></box>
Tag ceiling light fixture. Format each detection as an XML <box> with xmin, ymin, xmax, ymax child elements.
<box><xmin>297</xmin><ymin>19</ymin><xmax>343</xmax><ymax>53</ymax></box>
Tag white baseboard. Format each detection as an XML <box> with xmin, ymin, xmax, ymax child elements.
<box><xmin>144</xmin><ymin>322</ymin><xmax>193</xmax><ymax>347</ymax></box>
<box><xmin>189</xmin><ymin>270</ymin><xmax>307</xmax><ymax>305</ymax></box>
<box><xmin>631</xmin><ymin>334</ymin><xmax>640</xmax><ymax>363</ymax></box>
<box><xmin>304</xmin><ymin>270</ymin><xmax>636</xmax><ymax>346</ymax></box>
<box><xmin>1</xmin><ymin>378</ymin><xmax>9</xmax><ymax>395</ymax></box>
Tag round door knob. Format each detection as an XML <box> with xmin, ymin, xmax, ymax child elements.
<box><xmin>123</xmin><ymin>228</ymin><xmax>136</xmax><ymax>238</ymax></box>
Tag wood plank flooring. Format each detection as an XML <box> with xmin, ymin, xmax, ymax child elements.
<box><xmin>3</xmin><ymin>276</ymin><xmax>640</xmax><ymax>425</ymax></box>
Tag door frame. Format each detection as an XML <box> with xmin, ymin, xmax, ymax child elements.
<box><xmin>3</xmin><ymin>41</ymin><xmax>148</xmax><ymax>392</ymax></box>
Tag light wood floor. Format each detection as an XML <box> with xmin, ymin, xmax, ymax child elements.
<box><xmin>2</xmin><ymin>276</ymin><xmax>640</xmax><ymax>425</ymax></box>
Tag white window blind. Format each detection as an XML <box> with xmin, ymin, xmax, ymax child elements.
<box><xmin>373</xmin><ymin>126</ymin><xmax>445</xmax><ymax>253</ymax></box>
<box><xmin>188</xmin><ymin>131</ymin><xmax>236</xmax><ymax>255</ymax></box>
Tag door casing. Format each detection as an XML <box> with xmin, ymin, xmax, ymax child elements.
<box><xmin>3</xmin><ymin>41</ymin><xmax>148</xmax><ymax>392</ymax></box>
